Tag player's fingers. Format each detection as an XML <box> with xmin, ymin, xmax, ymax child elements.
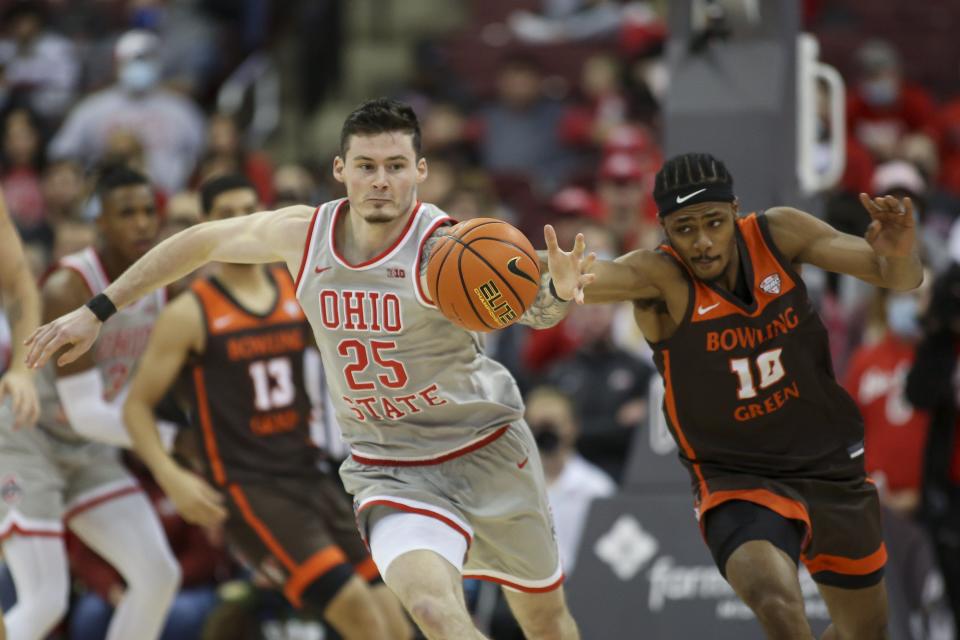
<box><xmin>580</xmin><ymin>252</ymin><xmax>597</xmax><ymax>274</ymax></box>
<box><xmin>901</xmin><ymin>196</ymin><xmax>915</xmax><ymax>220</ymax></box>
<box><xmin>56</xmin><ymin>340</ymin><xmax>87</xmax><ymax>368</ymax></box>
<box><xmin>572</xmin><ymin>233</ymin><xmax>586</xmax><ymax>259</ymax></box>
<box><xmin>22</xmin><ymin>393</ymin><xmax>39</xmax><ymax>428</ymax></box>
<box><xmin>543</xmin><ymin>225</ymin><xmax>560</xmax><ymax>254</ymax></box>
<box><xmin>865</xmin><ymin>220</ymin><xmax>881</xmax><ymax>245</ymax></box>
<box><xmin>199</xmin><ymin>482</ymin><xmax>224</xmax><ymax>505</ymax></box>
<box><xmin>27</xmin><ymin>326</ymin><xmax>60</xmax><ymax>368</ymax></box>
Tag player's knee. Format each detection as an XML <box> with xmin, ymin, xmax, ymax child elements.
<box><xmin>748</xmin><ymin>588</ymin><xmax>805</xmax><ymax>625</ymax></box>
<box><xmin>839</xmin><ymin>611</ymin><xmax>888</xmax><ymax>640</ymax></box>
<box><xmin>406</xmin><ymin>592</ymin><xmax>461</xmax><ymax>638</ymax></box>
<box><xmin>515</xmin><ymin>598</ymin><xmax>573</xmax><ymax>639</ymax></box>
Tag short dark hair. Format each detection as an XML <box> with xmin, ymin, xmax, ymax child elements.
<box><xmin>199</xmin><ymin>173</ymin><xmax>255</xmax><ymax>214</ymax></box>
<box><xmin>95</xmin><ymin>164</ymin><xmax>150</xmax><ymax>201</ymax></box>
<box><xmin>339</xmin><ymin>97</ymin><xmax>421</xmax><ymax>157</ymax></box>
<box><xmin>653</xmin><ymin>152</ymin><xmax>735</xmax><ymax>217</ymax></box>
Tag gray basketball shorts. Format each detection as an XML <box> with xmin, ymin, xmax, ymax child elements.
<box><xmin>341</xmin><ymin>421</ymin><xmax>564</xmax><ymax>592</ymax></box>
<box><xmin>0</xmin><ymin>405</ymin><xmax>139</xmax><ymax>540</ymax></box>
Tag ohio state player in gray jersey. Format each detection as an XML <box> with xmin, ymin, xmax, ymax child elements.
<box><xmin>26</xmin><ymin>99</ymin><xmax>593</xmax><ymax>640</ymax></box>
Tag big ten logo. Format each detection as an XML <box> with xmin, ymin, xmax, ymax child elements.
<box><xmin>475</xmin><ymin>280</ymin><xmax>517</xmax><ymax>326</ymax></box>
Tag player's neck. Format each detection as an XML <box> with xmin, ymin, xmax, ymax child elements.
<box><xmin>95</xmin><ymin>244</ymin><xmax>133</xmax><ymax>282</ymax></box>
<box><xmin>339</xmin><ymin>201</ymin><xmax>416</xmax><ymax>263</ymax></box>
<box><xmin>713</xmin><ymin>246</ymin><xmax>741</xmax><ymax>292</ymax></box>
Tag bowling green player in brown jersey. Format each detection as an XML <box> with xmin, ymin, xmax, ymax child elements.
<box><xmin>551</xmin><ymin>152</ymin><xmax>923</xmax><ymax>640</ymax></box>
<box><xmin>123</xmin><ymin>174</ymin><xmax>412</xmax><ymax>640</ymax></box>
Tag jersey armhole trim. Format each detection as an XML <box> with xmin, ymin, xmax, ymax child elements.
<box><xmin>294</xmin><ymin>204</ymin><xmax>323</xmax><ymax>297</ymax></box>
<box><xmin>413</xmin><ymin>215</ymin><xmax>453</xmax><ymax>308</ymax></box>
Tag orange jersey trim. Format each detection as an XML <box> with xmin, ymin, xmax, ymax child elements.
<box><xmin>227</xmin><ymin>484</ymin><xmax>297</xmax><ymax>571</ymax></box>
<box><xmin>699</xmin><ymin>488</ymin><xmax>812</xmax><ymax>540</ymax></box>
<box><xmin>191</xmin><ymin>270</ymin><xmax>305</xmax><ymax>337</ymax></box>
<box><xmin>193</xmin><ymin>365</ymin><xmax>227</xmax><ymax>485</ymax></box>
<box><xmin>284</xmin><ymin>544</ymin><xmax>349</xmax><ymax>608</ymax></box>
<box><xmin>354</xmin><ymin>556</ymin><xmax>380</xmax><ymax>582</ymax></box>
<box><xmin>803</xmin><ymin>543</ymin><xmax>888</xmax><ymax>577</ymax></box>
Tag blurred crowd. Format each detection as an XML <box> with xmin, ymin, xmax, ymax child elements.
<box><xmin>2</xmin><ymin>0</ymin><xmax>960</xmax><ymax>637</ymax></box>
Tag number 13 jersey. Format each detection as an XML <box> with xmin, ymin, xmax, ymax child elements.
<box><xmin>294</xmin><ymin>199</ymin><xmax>524</xmax><ymax>464</ymax></box>
<box><xmin>650</xmin><ymin>213</ymin><xmax>865</xmax><ymax>484</ymax></box>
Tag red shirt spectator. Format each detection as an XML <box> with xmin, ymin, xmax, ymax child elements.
<box><xmin>846</xmin><ymin>40</ymin><xmax>937</xmax><ymax>160</ymax></box>
<box><xmin>844</xmin><ymin>333</ymin><xmax>930</xmax><ymax>493</ymax></box>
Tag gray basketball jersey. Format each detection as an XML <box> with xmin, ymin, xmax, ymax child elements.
<box><xmin>34</xmin><ymin>247</ymin><xmax>165</xmax><ymax>442</ymax></box>
<box><xmin>295</xmin><ymin>199</ymin><xmax>524</xmax><ymax>462</ymax></box>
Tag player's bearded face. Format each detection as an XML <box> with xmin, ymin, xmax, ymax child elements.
<box><xmin>663</xmin><ymin>204</ymin><xmax>737</xmax><ymax>282</ymax></box>
<box><xmin>335</xmin><ymin>132</ymin><xmax>427</xmax><ymax>224</ymax></box>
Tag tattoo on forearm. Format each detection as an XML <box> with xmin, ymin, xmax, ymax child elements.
<box><xmin>519</xmin><ymin>271</ymin><xmax>569</xmax><ymax>329</ymax></box>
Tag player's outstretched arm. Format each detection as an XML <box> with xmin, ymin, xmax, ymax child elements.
<box><xmin>24</xmin><ymin>204</ymin><xmax>315</xmax><ymax>369</ymax></box>
<box><xmin>517</xmin><ymin>225</ymin><xmax>595</xmax><ymax>328</ymax></box>
<box><xmin>0</xmin><ymin>191</ymin><xmax>41</xmax><ymax>426</ymax></box>
<box><xmin>124</xmin><ymin>293</ymin><xmax>226</xmax><ymax>527</ymax></box>
<box><xmin>767</xmin><ymin>195</ymin><xmax>923</xmax><ymax>291</ymax></box>
<box><xmin>545</xmin><ymin>224</ymin><xmax>670</xmax><ymax>306</ymax></box>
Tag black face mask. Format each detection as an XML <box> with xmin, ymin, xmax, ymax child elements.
<box><xmin>532</xmin><ymin>423</ymin><xmax>562</xmax><ymax>454</ymax></box>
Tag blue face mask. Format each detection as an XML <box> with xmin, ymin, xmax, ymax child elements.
<box><xmin>862</xmin><ymin>78</ymin><xmax>898</xmax><ymax>107</ymax></box>
<box><xmin>885</xmin><ymin>294</ymin><xmax>920</xmax><ymax>339</ymax></box>
<box><xmin>120</xmin><ymin>59</ymin><xmax>159</xmax><ymax>94</ymax></box>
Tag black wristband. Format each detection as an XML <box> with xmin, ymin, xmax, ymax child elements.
<box><xmin>548</xmin><ymin>278</ymin><xmax>570</xmax><ymax>303</ymax></box>
<box><xmin>85</xmin><ymin>293</ymin><xmax>117</xmax><ymax>322</ymax></box>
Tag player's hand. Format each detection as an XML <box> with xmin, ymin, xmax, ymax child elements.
<box><xmin>0</xmin><ymin>368</ymin><xmax>39</xmax><ymax>428</ymax></box>
<box><xmin>157</xmin><ymin>464</ymin><xmax>227</xmax><ymax>527</ymax></box>
<box><xmin>544</xmin><ymin>225</ymin><xmax>596</xmax><ymax>304</ymax></box>
<box><xmin>24</xmin><ymin>305</ymin><xmax>102</xmax><ymax>369</ymax></box>
<box><xmin>860</xmin><ymin>193</ymin><xmax>917</xmax><ymax>258</ymax></box>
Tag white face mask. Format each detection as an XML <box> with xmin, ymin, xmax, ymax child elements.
<box><xmin>885</xmin><ymin>294</ymin><xmax>920</xmax><ymax>339</ymax></box>
<box><xmin>119</xmin><ymin>59</ymin><xmax>160</xmax><ymax>93</ymax></box>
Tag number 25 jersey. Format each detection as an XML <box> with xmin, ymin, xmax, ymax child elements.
<box><xmin>650</xmin><ymin>212</ymin><xmax>865</xmax><ymax>481</ymax></box>
<box><xmin>294</xmin><ymin>200</ymin><xmax>524</xmax><ymax>464</ymax></box>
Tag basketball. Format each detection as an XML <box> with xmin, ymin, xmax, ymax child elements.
<box><xmin>426</xmin><ymin>218</ymin><xmax>541</xmax><ymax>332</ymax></box>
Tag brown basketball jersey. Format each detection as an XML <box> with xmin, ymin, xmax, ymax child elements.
<box><xmin>185</xmin><ymin>268</ymin><xmax>320</xmax><ymax>485</ymax></box>
<box><xmin>651</xmin><ymin>213</ymin><xmax>865</xmax><ymax>494</ymax></box>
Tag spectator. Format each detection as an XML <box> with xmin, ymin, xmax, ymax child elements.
<box><xmin>192</xmin><ymin>113</ymin><xmax>274</xmax><ymax>205</ymax></box>
<box><xmin>844</xmin><ymin>277</ymin><xmax>932</xmax><ymax>516</ymax></box>
<box><xmin>559</xmin><ymin>53</ymin><xmax>628</xmax><ymax>150</ymax></box>
<box><xmin>40</xmin><ymin>158</ymin><xmax>84</xmax><ymax>224</ymax></box>
<box><xmin>0</xmin><ymin>0</ymin><xmax>78</xmax><ymax>122</ymax></box>
<box><xmin>525</xmin><ymin>385</ymin><xmax>616</xmax><ymax>574</ymax></box>
<box><xmin>68</xmin><ymin>455</ymin><xmax>231</xmax><ymax>640</ymax></box>
<box><xmin>508</xmin><ymin>0</ymin><xmax>625</xmax><ymax>44</ymax></box>
<box><xmin>872</xmin><ymin>159</ymin><xmax>951</xmax><ymax>274</ymax></box>
<box><xmin>905</xmin><ymin>245</ymin><xmax>960</xmax><ymax>632</ymax></box>
<box><xmin>475</xmin><ymin>53</ymin><xmax>576</xmax><ymax>191</ymax></box>
<box><xmin>546</xmin><ymin>289</ymin><xmax>655</xmax><ymax>482</ymax></box>
<box><xmin>48</xmin><ymin>29</ymin><xmax>205</xmax><ymax>193</ymax></box>
<box><xmin>846</xmin><ymin>39</ymin><xmax>936</xmax><ymax>162</ymax></box>
<box><xmin>0</xmin><ymin>106</ymin><xmax>45</xmax><ymax>241</ymax></box>
<box><xmin>595</xmin><ymin>152</ymin><xmax>658</xmax><ymax>251</ymax></box>
<box><xmin>272</xmin><ymin>163</ymin><xmax>319</xmax><ymax>208</ymax></box>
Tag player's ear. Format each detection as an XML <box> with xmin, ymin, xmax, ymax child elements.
<box><xmin>731</xmin><ymin>197</ymin><xmax>739</xmax><ymax>217</ymax></box>
<box><xmin>416</xmin><ymin>157</ymin><xmax>428</xmax><ymax>184</ymax></box>
<box><xmin>332</xmin><ymin>156</ymin><xmax>345</xmax><ymax>184</ymax></box>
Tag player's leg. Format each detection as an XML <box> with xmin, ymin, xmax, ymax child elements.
<box><xmin>706</xmin><ymin>500</ymin><xmax>814</xmax><ymax>639</ymax></box>
<box><xmin>1</xmin><ymin>534</ymin><xmax>71</xmax><ymax>639</ymax></box>
<box><xmin>502</xmin><ymin>586</ymin><xmax>579</xmax><ymax>640</ymax></box>
<box><xmin>370</xmin><ymin>582</ymin><xmax>415</xmax><ymax>639</ymax></box>
<box><xmin>370</xmin><ymin>510</ymin><xmax>487</xmax><ymax>640</ymax></box>
<box><xmin>67</xmin><ymin>491</ymin><xmax>180</xmax><ymax>640</ymax></box>
<box><xmin>816</xmin><ymin>580</ymin><xmax>888</xmax><ymax>640</ymax></box>
<box><xmin>225</xmin><ymin>481</ymin><xmax>392</xmax><ymax>640</ymax></box>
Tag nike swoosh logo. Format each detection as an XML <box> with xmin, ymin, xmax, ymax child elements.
<box><xmin>315</xmin><ymin>265</ymin><xmax>332</xmax><ymax>274</ymax></box>
<box><xmin>698</xmin><ymin>302</ymin><xmax>721</xmax><ymax>315</ymax></box>
<box><xmin>676</xmin><ymin>188</ymin><xmax>707</xmax><ymax>204</ymax></box>
<box><xmin>517</xmin><ymin>457</ymin><xmax>529</xmax><ymax>469</ymax></box>
<box><xmin>506</xmin><ymin>257</ymin><xmax>537</xmax><ymax>284</ymax></box>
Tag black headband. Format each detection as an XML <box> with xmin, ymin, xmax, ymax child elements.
<box><xmin>656</xmin><ymin>183</ymin><xmax>735</xmax><ymax>218</ymax></box>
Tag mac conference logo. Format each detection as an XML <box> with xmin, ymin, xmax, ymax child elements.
<box><xmin>760</xmin><ymin>273</ymin><xmax>782</xmax><ymax>295</ymax></box>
